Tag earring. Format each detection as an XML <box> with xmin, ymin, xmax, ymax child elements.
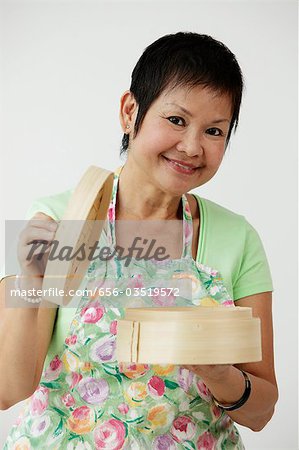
<box><xmin>125</xmin><ymin>124</ymin><xmax>130</xmax><ymax>132</ymax></box>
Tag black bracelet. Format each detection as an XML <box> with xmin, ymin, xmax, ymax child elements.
<box><xmin>212</xmin><ymin>370</ymin><xmax>251</xmax><ymax>411</ymax></box>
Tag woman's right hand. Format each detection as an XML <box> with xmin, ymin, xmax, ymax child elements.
<box><xmin>17</xmin><ymin>212</ymin><xmax>59</xmax><ymax>279</ymax></box>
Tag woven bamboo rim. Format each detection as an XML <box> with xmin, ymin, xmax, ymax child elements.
<box><xmin>42</xmin><ymin>166</ymin><xmax>114</xmax><ymax>305</ymax></box>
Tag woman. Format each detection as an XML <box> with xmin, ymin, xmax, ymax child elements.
<box><xmin>1</xmin><ymin>32</ymin><xmax>278</xmax><ymax>449</ymax></box>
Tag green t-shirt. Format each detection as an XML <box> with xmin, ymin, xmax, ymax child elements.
<box><xmin>22</xmin><ymin>188</ymin><xmax>273</xmax><ymax>365</ymax></box>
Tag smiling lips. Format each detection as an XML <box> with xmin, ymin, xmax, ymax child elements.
<box><xmin>163</xmin><ymin>156</ymin><xmax>200</xmax><ymax>174</ymax></box>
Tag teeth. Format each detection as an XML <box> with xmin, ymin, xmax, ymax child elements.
<box><xmin>171</xmin><ymin>160</ymin><xmax>195</xmax><ymax>171</ymax></box>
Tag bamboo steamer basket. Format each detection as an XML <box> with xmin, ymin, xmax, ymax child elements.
<box><xmin>42</xmin><ymin>166</ymin><xmax>114</xmax><ymax>306</ymax></box>
<box><xmin>41</xmin><ymin>165</ymin><xmax>261</xmax><ymax>365</ymax></box>
<box><xmin>116</xmin><ymin>306</ymin><xmax>262</xmax><ymax>365</ymax></box>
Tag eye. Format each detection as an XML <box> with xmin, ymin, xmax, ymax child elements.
<box><xmin>167</xmin><ymin>116</ymin><xmax>186</xmax><ymax>127</ymax></box>
<box><xmin>206</xmin><ymin>127</ymin><xmax>223</xmax><ymax>136</ymax></box>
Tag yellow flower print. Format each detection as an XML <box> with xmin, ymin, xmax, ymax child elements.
<box><xmin>118</xmin><ymin>362</ymin><xmax>150</xmax><ymax>379</ymax></box>
<box><xmin>62</xmin><ymin>350</ymin><xmax>80</xmax><ymax>372</ymax></box>
<box><xmin>147</xmin><ymin>403</ymin><xmax>175</xmax><ymax>430</ymax></box>
<box><xmin>200</xmin><ymin>296</ymin><xmax>219</xmax><ymax>306</ymax></box>
<box><xmin>152</xmin><ymin>364</ymin><xmax>175</xmax><ymax>376</ymax></box>
<box><xmin>137</xmin><ymin>426</ymin><xmax>152</xmax><ymax>435</ymax></box>
<box><xmin>66</xmin><ymin>405</ymin><xmax>95</xmax><ymax>435</ymax></box>
<box><xmin>12</xmin><ymin>436</ymin><xmax>31</xmax><ymax>450</ymax></box>
<box><xmin>124</xmin><ymin>382</ymin><xmax>147</xmax><ymax>406</ymax></box>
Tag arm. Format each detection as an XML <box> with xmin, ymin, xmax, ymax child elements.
<box><xmin>0</xmin><ymin>276</ymin><xmax>58</xmax><ymax>409</ymax></box>
<box><xmin>183</xmin><ymin>292</ymin><xmax>278</xmax><ymax>431</ymax></box>
<box><xmin>0</xmin><ymin>212</ymin><xmax>59</xmax><ymax>409</ymax></box>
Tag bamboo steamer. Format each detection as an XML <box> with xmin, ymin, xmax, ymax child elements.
<box><xmin>42</xmin><ymin>166</ymin><xmax>114</xmax><ymax>305</ymax></box>
<box><xmin>40</xmin><ymin>165</ymin><xmax>262</xmax><ymax>365</ymax></box>
<box><xmin>116</xmin><ymin>306</ymin><xmax>262</xmax><ymax>364</ymax></box>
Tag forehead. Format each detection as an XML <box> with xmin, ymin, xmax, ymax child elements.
<box><xmin>154</xmin><ymin>84</ymin><xmax>233</xmax><ymax>118</ymax></box>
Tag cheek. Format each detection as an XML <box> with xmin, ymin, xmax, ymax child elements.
<box><xmin>135</xmin><ymin>120</ymin><xmax>176</xmax><ymax>153</ymax></box>
<box><xmin>207</xmin><ymin>143</ymin><xmax>226</xmax><ymax>166</ymax></box>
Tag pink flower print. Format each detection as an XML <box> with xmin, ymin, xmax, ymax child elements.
<box><xmin>80</xmin><ymin>301</ymin><xmax>105</xmax><ymax>323</ymax></box>
<box><xmin>65</xmin><ymin>334</ymin><xmax>78</xmax><ymax>346</ymax></box>
<box><xmin>178</xmin><ymin>367</ymin><xmax>194</xmax><ymax>392</ymax></box>
<box><xmin>61</xmin><ymin>392</ymin><xmax>76</xmax><ymax>408</ymax></box>
<box><xmin>196</xmin><ymin>379</ymin><xmax>212</xmax><ymax>402</ymax></box>
<box><xmin>117</xmin><ymin>402</ymin><xmax>129</xmax><ymax>415</ymax></box>
<box><xmin>152</xmin><ymin>290</ymin><xmax>175</xmax><ymax>307</ymax></box>
<box><xmin>171</xmin><ymin>416</ymin><xmax>196</xmax><ymax>443</ymax></box>
<box><xmin>127</xmin><ymin>274</ymin><xmax>144</xmax><ymax>289</ymax></box>
<box><xmin>147</xmin><ymin>376</ymin><xmax>165</xmax><ymax>397</ymax></box>
<box><xmin>184</xmin><ymin>199</ymin><xmax>192</xmax><ymax>217</ymax></box>
<box><xmin>222</xmin><ymin>300</ymin><xmax>234</xmax><ymax>307</ymax></box>
<box><xmin>196</xmin><ymin>431</ymin><xmax>217</xmax><ymax>449</ymax></box>
<box><xmin>153</xmin><ymin>434</ymin><xmax>177</xmax><ymax>450</ymax></box>
<box><xmin>118</xmin><ymin>362</ymin><xmax>150</xmax><ymax>379</ymax></box>
<box><xmin>93</xmin><ymin>418</ymin><xmax>126</xmax><ymax>450</ymax></box>
<box><xmin>44</xmin><ymin>355</ymin><xmax>63</xmax><ymax>381</ymax></box>
<box><xmin>66</xmin><ymin>371</ymin><xmax>83</xmax><ymax>389</ymax></box>
<box><xmin>67</xmin><ymin>405</ymin><xmax>94</xmax><ymax>435</ymax></box>
<box><xmin>30</xmin><ymin>386</ymin><xmax>49</xmax><ymax>416</ymax></box>
<box><xmin>77</xmin><ymin>377</ymin><xmax>109</xmax><ymax>405</ymax></box>
<box><xmin>211</xmin><ymin>403</ymin><xmax>222</xmax><ymax>419</ymax></box>
<box><xmin>110</xmin><ymin>320</ymin><xmax>117</xmax><ymax>335</ymax></box>
<box><xmin>108</xmin><ymin>205</ymin><xmax>115</xmax><ymax>222</ymax></box>
<box><xmin>90</xmin><ymin>335</ymin><xmax>116</xmax><ymax>363</ymax></box>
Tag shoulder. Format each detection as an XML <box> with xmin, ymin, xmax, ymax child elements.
<box><xmin>198</xmin><ymin>195</ymin><xmax>244</xmax><ymax>221</ymax></box>
<box><xmin>192</xmin><ymin>194</ymin><xmax>265</xmax><ymax>257</ymax></box>
<box><xmin>25</xmin><ymin>188</ymin><xmax>74</xmax><ymax>221</ymax></box>
<box><xmin>191</xmin><ymin>193</ymin><xmax>249</xmax><ymax>231</ymax></box>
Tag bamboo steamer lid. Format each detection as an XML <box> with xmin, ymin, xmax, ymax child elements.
<box><xmin>42</xmin><ymin>166</ymin><xmax>114</xmax><ymax>305</ymax></box>
<box><xmin>116</xmin><ymin>306</ymin><xmax>262</xmax><ymax>365</ymax></box>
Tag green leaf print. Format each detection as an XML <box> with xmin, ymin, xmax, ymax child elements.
<box><xmin>53</xmin><ymin>417</ymin><xmax>63</xmax><ymax>437</ymax></box>
<box><xmin>40</xmin><ymin>381</ymin><xmax>61</xmax><ymax>390</ymax></box>
<box><xmin>164</xmin><ymin>379</ymin><xmax>179</xmax><ymax>389</ymax></box>
<box><xmin>189</xmin><ymin>396</ymin><xmax>202</xmax><ymax>407</ymax></box>
<box><xmin>68</xmin><ymin>349</ymin><xmax>80</xmax><ymax>358</ymax></box>
<box><xmin>126</xmin><ymin>416</ymin><xmax>144</xmax><ymax>424</ymax></box>
<box><xmin>183</xmin><ymin>441</ymin><xmax>196</xmax><ymax>450</ymax></box>
<box><xmin>68</xmin><ymin>432</ymin><xmax>81</xmax><ymax>442</ymax></box>
<box><xmin>52</xmin><ymin>406</ymin><xmax>68</xmax><ymax>417</ymax></box>
<box><xmin>102</xmin><ymin>364</ymin><xmax>122</xmax><ymax>383</ymax></box>
<box><xmin>97</xmin><ymin>410</ymin><xmax>104</xmax><ymax>420</ymax></box>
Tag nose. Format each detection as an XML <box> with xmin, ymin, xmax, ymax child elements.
<box><xmin>176</xmin><ymin>130</ymin><xmax>204</xmax><ymax>157</ymax></box>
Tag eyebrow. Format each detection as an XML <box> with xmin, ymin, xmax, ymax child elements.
<box><xmin>164</xmin><ymin>102</ymin><xmax>230</xmax><ymax>124</ymax></box>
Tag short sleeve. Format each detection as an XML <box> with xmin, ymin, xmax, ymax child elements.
<box><xmin>232</xmin><ymin>220</ymin><xmax>273</xmax><ymax>300</ymax></box>
<box><xmin>24</xmin><ymin>189</ymin><xmax>73</xmax><ymax>221</ymax></box>
<box><xmin>0</xmin><ymin>190</ymin><xmax>73</xmax><ymax>279</ymax></box>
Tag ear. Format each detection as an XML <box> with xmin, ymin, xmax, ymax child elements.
<box><xmin>119</xmin><ymin>90</ymin><xmax>138</xmax><ymax>133</ymax></box>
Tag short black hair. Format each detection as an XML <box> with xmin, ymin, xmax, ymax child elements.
<box><xmin>120</xmin><ymin>32</ymin><xmax>243</xmax><ymax>156</ymax></box>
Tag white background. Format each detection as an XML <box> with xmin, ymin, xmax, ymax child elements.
<box><xmin>0</xmin><ymin>1</ymin><xmax>297</xmax><ymax>449</ymax></box>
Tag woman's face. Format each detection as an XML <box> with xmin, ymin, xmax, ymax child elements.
<box><xmin>122</xmin><ymin>84</ymin><xmax>233</xmax><ymax>196</ymax></box>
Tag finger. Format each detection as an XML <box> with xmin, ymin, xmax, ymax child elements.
<box><xmin>20</xmin><ymin>229</ymin><xmax>56</xmax><ymax>246</ymax></box>
<box><xmin>27</xmin><ymin>219</ymin><xmax>59</xmax><ymax>232</ymax></box>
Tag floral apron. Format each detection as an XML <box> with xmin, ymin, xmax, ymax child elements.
<box><xmin>4</xmin><ymin>166</ymin><xmax>245</xmax><ymax>450</ymax></box>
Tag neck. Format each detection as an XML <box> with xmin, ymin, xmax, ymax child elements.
<box><xmin>115</xmin><ymin>163</ymin><xmax>183</xmax><ymax>220</ymax></box>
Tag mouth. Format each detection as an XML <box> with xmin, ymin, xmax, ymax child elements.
<box><xmin>162</xmin><ymin>156</ymin><xmax>201</xmax><ymax>175</ymax></box>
